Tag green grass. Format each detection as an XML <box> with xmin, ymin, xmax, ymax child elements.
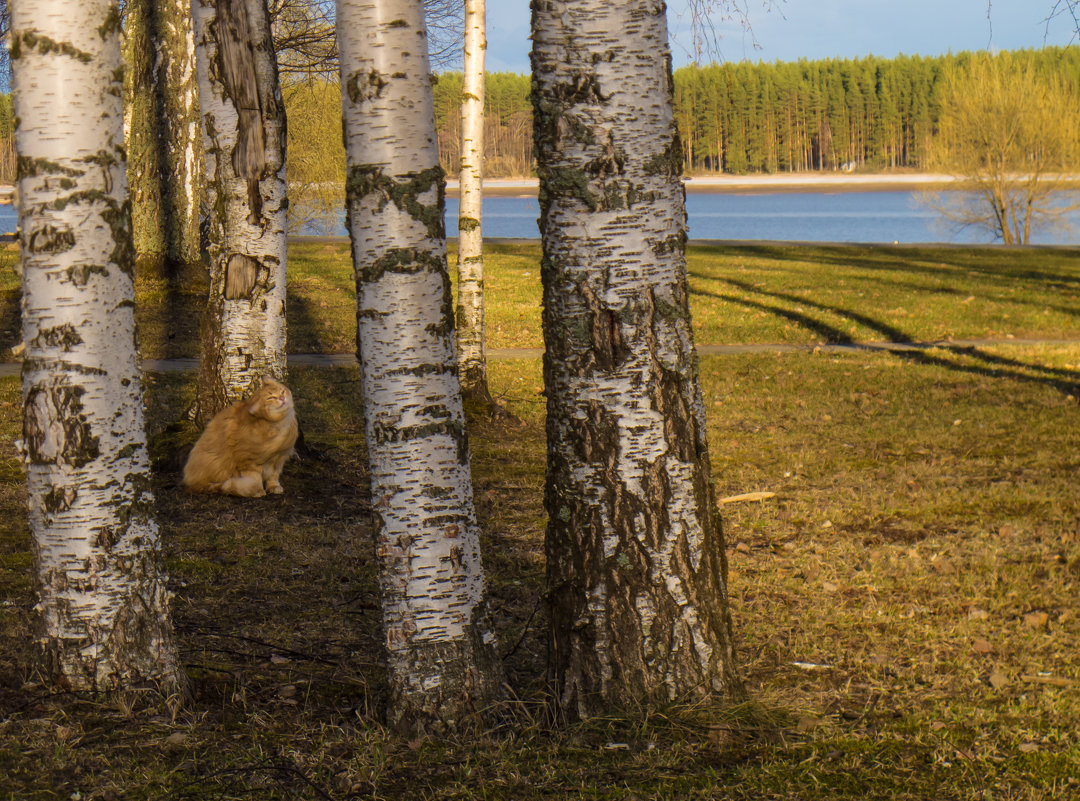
<box><xmin>1</xmin><ymin>243</ymin><xmax>1080</xmax><ymax>799</ymax></box>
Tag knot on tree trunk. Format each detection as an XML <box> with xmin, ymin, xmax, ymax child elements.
<box><xmin>224</xmin><ymin>253</ymin><xmax>260</xmax><ymax>299</ymax></box>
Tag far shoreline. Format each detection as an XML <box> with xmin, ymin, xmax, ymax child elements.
<box><xmin>446</xmin><ymin>172</ymin><xmax>964</xmax><ymax>197</ymax></box>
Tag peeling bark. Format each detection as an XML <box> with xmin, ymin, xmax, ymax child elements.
<box><xmin>336</xmin><ymin>0</ymin><xmax>504</xmax><ymax>735</ymax></box>
<box><xmin>192</xmin><ymin>0</ymin><xmax>288</xmax><ymax>422</ymax></box>
<box><xmin>11</xmin><ymin>0</ymin><xmax>185</xmax><ymax>695</ymax></box>
<box><xmin>532</xmin><ymin>0</ymin><xmax>743</xmax><ymax>721</ymax></box>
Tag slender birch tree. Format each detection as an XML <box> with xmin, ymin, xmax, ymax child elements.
<box><xmin>336</xmin><ymin>0</ymin><xmax>503</xmax><ymax>733</ymax></box>
<box><xmin>10</xmin><ymin>0</ymin><xmax>184</xmax><ymax>694</ymax></box>
<box><xmin>454</xmin><ymin>0</ymin><xmax>491</xmax><ymax>404</ymax></box>
<box><xmin>123</xmin><ymin>0</ymin><xmax>203</xmax><ymax>271</ymax></box>
<box><xmin>192</xmin><ymin>0</ymin><xmax>288</xmax><ymax>422</ymax></box>
<box><xmin>532</xmin><ymin>0</ymin><xmax>742</xmax><ymax>720</ymax></box>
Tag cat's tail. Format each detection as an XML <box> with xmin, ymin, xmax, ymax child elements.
<box><xmin>181</xmin><ymin>475</ymin><xmax>224</xmax><ymax>493</ymax></box>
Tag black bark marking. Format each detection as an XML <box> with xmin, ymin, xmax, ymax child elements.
<box><xmin>345</xmin><ymin>164</ymin><xmax>446</xmax><ymax>241</ymax></box>
<box><xmin>345</xmin><ymin>69</ymin><xmax>389</xmax><ymax>104</ymax></box>
<box><xmin>355</xmin><ymin>247</ymin><xmax>444</xmax><ymax>284</ymax></box>
<box><xmin>95</xmin><ymin>526</ymin><xmax>120</xmax><ymax>551</ymax></box>
<box><xmin>584</xmin><ymin>131</ymin><xmax>624</xmax><ymax>179</ymax></box>
<box><xmin>551</xmin><ymin>71</ymin><xmax>611</xmax><ymax>107</ymax></box>
<box><xmin>215</xmin><ymin>0</ymin><xmax>267</xmax><ymax>225</ymax></box>
<box><xmin>23</xmin><ymin>385</ymin><xmax>100</xmax><ymax>468</ymax></box>
<box><xmin>99</xmin><ymin>198</ymin><xmax>137</xmax><ymax>277</ymax></box>
<box><xmin>43</xmin><ymin>485</ymin><xmax>77</xmax><ymax>515</ymax></box>
<box><xmin>653</xmin><ymin>366</ymin><xmax>696</xmax><ymax>463</ymax></box>
<box><xmin>59</xmin><ymin>264</ymin><xmax>109</xmax><ymax>287</ymax></box>
<box><xmin>17</xmin><ymin>156</ymin><xmax>82</xmax><ymax>180</ymax></box>
<box><xmin>224</xmin><ymin>253</ymin><xmax>259</xmax><ymax>299</ymax></box>
<box><xmin>371</xmin><ymin>419</ymin><xmax>468</xmax><ymax>464</ymax></box>
<box><xmin>8</xmin><ymin>31</ymin><xmax>92</xmax><ymax>63</ymax></box>
<box><xmin>580</xmin><ymin>282</ymin><xmax>630</xmax><ymax>374</ymax></box>
<box><xmin>31</xmin><ymin>324</ymin><xmax>83</xmax><ymax>351</ymax></box>
<box><xmin>27</xmin><ymin>224</ymin><xmax>76</xmax><ymax>254</ymax></box>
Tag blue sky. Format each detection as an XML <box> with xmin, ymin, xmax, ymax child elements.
<box><xmin>486</xmin><ymin>0</ymin><xmax>1079</xmax><ymax>73</ymax></box>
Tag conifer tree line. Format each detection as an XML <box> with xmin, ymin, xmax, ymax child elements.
<box><xmin>428</xmin><ymin>47</ymin><xmax>1080</xmax><ymax>178</ymax></box>
<box><xmin>1</xmin><ymin>46</ymin><xmax>1077</xmax><ymax>185</ymax></box>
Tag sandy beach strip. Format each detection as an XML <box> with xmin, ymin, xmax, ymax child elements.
<box><xmin>445</xmin><ymin>172</ymin><xmax>966</xmax><ymax>197</ymax></box>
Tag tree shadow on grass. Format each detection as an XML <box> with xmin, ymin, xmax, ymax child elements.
<box><xmin>0</xmin><ymin>288</ymin><xmax>17</xmax><ymax>357</ymax></box>
<box><xmin>133</xmin><ymin>257</ymin><xmax>209</xmax><ymax>361</ymax></box>
<box><xmin>711</xmin><ymin>244</ymin><xmax>1080</xmax><ymax>291</ymax></box>
<box><xmin>691</xmin><ymin>280</ymin><xmax>1080</xmax><ymax>397</ymax></box>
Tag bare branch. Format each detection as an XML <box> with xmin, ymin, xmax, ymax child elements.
<box><xmin>677</xmin><ymin>0</ymin><xmax>785</xmax><ymax>64</ymax></box>
<box><xmin>1044</xmin><ymin>0</ymin><xmax>1080</xmax><ymax>42</ymax></box>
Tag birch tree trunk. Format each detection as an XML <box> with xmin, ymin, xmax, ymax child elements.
<box><xmin>336</xmin><ymin>0</ymin><xmax>503</xmax><ymax>734</ymax></box>
<box><xmin>532</xmin><ymin>0</ymin><xmax>742</xmax><ymax>720</ymax></box>
<box><xmin>123</xmin><ymin>0</ymin><xmax>202</xmax><ymax>270</ymax></box>
<box><xmin>454</xmin><ymin>0</ymin><xmax>490</xmax><ymax>402</ymax></box>
<box><xmin>192</xmin><ymin>0</ymin><xmax>288</xmax><ymax>422</ymax></box>
<box><xmin>10</xmin><ymin>0</ymin><xmax>185</xmax><ymax>695</ymax></box>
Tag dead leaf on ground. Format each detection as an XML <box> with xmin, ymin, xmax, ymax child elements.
<box><xmin>1023</xmin><ymin>612</ymin><xmax>1050</xmax><ymax>630</ymax></box>
<box><xmin>1018</xmin><ymin>742</ymin><xmax>1039</xmax><ymax>753</ymax></box>
<box><xmin>797</xmin><ymin>716</ymin><xmax>821</xmax><ymax>732</ymax></box>
<box><xmin>972</xmin><ymin>638</ymin><xmax>994</xmax><ymax>654</ymax></box>
<box><xmin>989</xmin><ymin>670</ymin><xmax>1009</xmax><ymax>690</ymax></box>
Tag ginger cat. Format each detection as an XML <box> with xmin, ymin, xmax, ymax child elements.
<box><xmin>183</xmin><ymin>377</ymin><xmax>299</xmax><ymax>498</ymax></box>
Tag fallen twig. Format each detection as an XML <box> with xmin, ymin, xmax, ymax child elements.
<box><xmin>719</xmin><ymin>491</ymin><xmax>777</xmax><ymax>505</ymax></box>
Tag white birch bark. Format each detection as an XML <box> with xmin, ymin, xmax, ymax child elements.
<box><xmin>10</xmin><ymin>0</ymin><xmax>184</xmax><ymax>694</ymax></box>
<box><xmin>454</xmin><ymin>0</ymin><xmax>488</xmax><ymax>397</ymax></box>
<box><xmin>192</xmin><ymin>0</ymin><xmax>288</xmax><ymax>421</ymax></box>
<box><xmin>335</xmin><ymin>0</ymin><xmax>503</xmax><ymax>733</ymax></box>
<box><xmin>532</xmin><ymin>0</ymin><xmax>742</xmax><ymax>719</ymax></box>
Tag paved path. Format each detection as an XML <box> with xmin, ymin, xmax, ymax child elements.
<box><xmin>1</xmin><ymin>338</ymin><xmax>1076</xmax><ymax>378</ymax></box>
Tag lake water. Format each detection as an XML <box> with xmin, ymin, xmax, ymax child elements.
<box><xmin>438</xmin><ymin>190</ymin><xmax>1080</xmax><ymax>245</ymax></box>
<box><xmin>4</xmin><ymin>190</ymin><xmax>1077</xmax><ymax>244</ymax></box>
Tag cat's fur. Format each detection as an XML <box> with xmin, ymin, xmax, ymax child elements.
<box><xmin>183</xmin><ymin>377</ymin><xmax>299</xmax><ymax>498</ymax></box>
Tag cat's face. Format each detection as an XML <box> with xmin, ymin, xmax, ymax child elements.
<box><xmin>249</xmin><ymin>378</ymin><xmax>294</xmax><ymax>422</ymax></box>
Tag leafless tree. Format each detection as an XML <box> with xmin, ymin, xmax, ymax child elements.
<box><xmin>269</xmin><ymin>0</ymin><xmax>338</xmax><ymax>80</ymax></box>
<box><xmin>266</xmin><ymin>0</ymin><xmax>461</xmax><ymax>82</ymax></box>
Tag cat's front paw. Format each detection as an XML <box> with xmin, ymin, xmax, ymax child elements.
<box><xmin>266</xmin><ymin>482</ymin><xmax>284</xmax><ymax>495</ymax></box>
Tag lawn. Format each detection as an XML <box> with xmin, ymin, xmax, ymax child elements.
<box><xmin>0</xmin><ymin>241</ymin><xmax>1078</xmax><ymax>799</ymax></box>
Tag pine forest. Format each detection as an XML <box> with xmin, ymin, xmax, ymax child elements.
<box><xmin>1</xmin><ymin>47</ymin><xmax>1078</xmax><ymax>185</ymax></box>
<box><xmin>438</xmin><ymin>46</ymin><xmax>1080</xmax><ymax>177</ymax></box>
